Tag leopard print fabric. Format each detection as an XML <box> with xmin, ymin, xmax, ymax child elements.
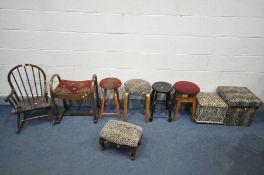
<box><xmin>99</xmin><ymin>120</ymin><xmax>143</xmax><ymax>147</ymax></box>
<box><xmin>224</xmin><ymin>107</ymin><xmax>257</xmax><ymax>126</ymax></box>
<box><xmin>217</xmin><ymin>86</ymin><xmax>263</xmax><ymax>107</ymax></box>
<box><xmin>124</xmin><ymin>79</ymin><xmax>151</xmax><ymax>95</ymax></box>
<box><xmin>217</xmin><ymin>86</ymin><xmax>263</xmax><ymax>126</ymax></box>
<box><xmin>195</xmin><ymin>92</ymin><xmax>228</xmax><ymax>124</ymax></box>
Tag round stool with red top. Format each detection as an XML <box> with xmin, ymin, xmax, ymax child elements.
<box><xmin>99</xmin><ymin>77</ymin><xmax>122</xmax><ymax>120</ymax></box>
<box><xmin>172</xmin><ymin>81</ymin><xmax>200</xmax><ymax>122</ymax></box>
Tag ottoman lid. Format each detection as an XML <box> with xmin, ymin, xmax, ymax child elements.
<box><xmin>124</xmin><ymin>79</ymin><xmax>151</xmax><ymax>95</ymax></box>
<box><xmin>99</xmin><ymin>120</ymin><xmax>143</xmax><ymax>147</ymax></box>
<box><xmin>197</xmin><ymin>92</ymin><xmax>228</xmax><ymax>108</ymax></box>
<box><xmin>217</xmin><ymin>86</ymin><xmax>263</xmax><ymax>107</ymax></box>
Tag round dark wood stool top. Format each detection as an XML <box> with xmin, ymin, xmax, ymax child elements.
<box><xmin>173</xmin><ymin>81</ymin><xmax>200</xmax><ymax>95</ymax></box>
<box><xmin>99</xmin><ymin>77</ymin><xmax>122</xmax><ymax>89</ymax></box>
<box><xmin>152</xmin><ymin>81</ymin><xmax>173</xmax><ymax>93</ymax></box>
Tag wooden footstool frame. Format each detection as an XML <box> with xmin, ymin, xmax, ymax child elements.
<box><xmin>49</xmin><ymin>74</ymin><xmax>99</xmax><ymax>123</ymax></box>
<box><xmin>99</xmin><ymin>136</ymin><xmax>142</xmax><ymax>160</ymax></box>
<box><xmin>99</xmin><ymin>120</ymin><xmax>143</xmax><ymax>160</ymax></box>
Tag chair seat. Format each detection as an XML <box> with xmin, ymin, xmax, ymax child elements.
<box><xmin>173</xmin><ymin>81</ymin><xmax>200</xmax><ymax>95</ymax></box>
<box><xmin>124</xmin><ymin>79</ymin><xmax>151</xmax><ymax>95</ymax></box>
<box><xmin>99</xmin><ymin>78</ymin><xmax>121</xmax><ymax>89</ymax></box>
<box><xmin>54</xmin><ymin>80</ymin><xmax>92</xmax><ymax>95</ymax></box>
<box><xmin>99</xmin><ymin>120</ymin><xmax>143</xmax><ymax>147</ymax></box>
<box><xmin>12</xmin><ymin>96</ymin><xmax>50</xmax><ymax>113</ymax></box>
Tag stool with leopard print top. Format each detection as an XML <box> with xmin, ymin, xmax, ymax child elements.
<box><xmin>99</xmin><ymin>120</ymin><xmax>143</xmax><ymax>160</ymax></box>
<box><xmin>124</xmin><ymin>79</ymin><xmax>151</xmax><ymax>123</ymax></box>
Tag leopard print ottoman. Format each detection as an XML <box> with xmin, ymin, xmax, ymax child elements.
<box><xmin>195</xmin><ymin>92</ymin><xmax>228</xmax><ymax>124</ymax></box>
<box><xmin>99</xmin><ymin>120</ymin><xmax>143</xmax><ymax>160</ymax></box>
<box><xmin>217</xmin><ymin>86</ymin><xmax>263</xmax><ymax>126</ymax></box>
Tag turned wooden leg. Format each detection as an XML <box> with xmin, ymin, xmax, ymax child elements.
<box><xmin>99</xmin><ymin>137</ymin><xmax>106</xmax><ymax>151</ymax></box>
<box><xmin>114</xmin><ymin>89</ymin><xmax>121</xmax><ymax>120</ymax></box>
<box><xmin>100</xmin><ymin>89</ymin><xmax>107</xmax><ymax>119</ymax></box>
<box><xmin>191</xmin><ymin>95</ymin><xmax>197</xmax><ymax>122</ymax></box>
<box><xmin>130</xmin><ymin>147</ymin><xmax>137</xmax><ymax>160</ymax></box>
<box><xmin>124</xmin><ymin>92</ymin><xmax>129</xmax><ymax>122</ymax></box>
<box><xmin>145</xmin><ymin>93</ymin><xmax>150</xmax><ymax>123</ymax></box>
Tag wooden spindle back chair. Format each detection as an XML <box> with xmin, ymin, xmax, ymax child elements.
<box><xmin>5</xmin><ymin>64</ymin><xmax>53</xmax><ymax>133</ymax></box>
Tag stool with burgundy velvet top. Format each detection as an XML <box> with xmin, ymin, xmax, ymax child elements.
<box><xmin>172</xmin><ymin>81</ymin><xmax>200</xmax><ymax>122</ymax></box>
<box><xmin>99</xmin><ymin>77</ymin><xmax>122</xmax><ymax>120</ymax></box>
<box><xmin>49</xmin><ymin>74</ymin><xmax>99</xmax><ymax>123</ymax></box>
<box><xmin>150</xmin><ymin>82</ymin><xmax>173</xmax><ymax>122</ymax></box>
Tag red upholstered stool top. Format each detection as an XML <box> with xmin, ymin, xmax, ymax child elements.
<box><xmin>173</xmin><ymin>81</ymin><xmax>200</xmax><ymax>95</ymax></box>
<box><xmin>54</xmin><ymin>80</ymin><xmax>92</xmax><ymax>95</ymax></box>
<box><xmin>99</xmin><ymin>77</ymin><xmax>122</xmax><ymax>89</ymax></box>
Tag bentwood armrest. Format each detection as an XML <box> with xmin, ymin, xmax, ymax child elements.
<box><xmin>49</xmin><ymin>74</ymin><xmax>62</xmax><ymax>97</ymax></box>
<box><xmin>5</xmin><ymin>89</ymin><xmax>18</xmax><ymax>110</ymax></box>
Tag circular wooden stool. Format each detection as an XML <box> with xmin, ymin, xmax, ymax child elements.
<box><xmin>99</xmin><ymin>77</ymin><xmax>122</xmax><ymax>120</ymax></box>
<box><xmin>150</xmin><ymin>81</ymin><xmax>173</xmax><ymax>122</ymax></box>
<box><xmin>172</xmin><ymin>81</ymin><xmax>200</xmax><ymax>122</ymax></box>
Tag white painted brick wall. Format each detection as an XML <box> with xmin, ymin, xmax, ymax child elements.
<box><xmin>0</xmin><ymin>0</ymin><xmax>264</xmax><ymax>101</ymax></box>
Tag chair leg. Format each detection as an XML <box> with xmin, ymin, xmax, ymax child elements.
<box><xmin>124</xmin><ymin>92</ymin><xmax>129</xmax><ymax>122</ymax></box>
<box><xmin>100</xmin><ymin>89</ymin><xmax>107</xmax><ymax>119</ymax></box>
<box><xmin>114</xmin><ymin>89</ymin><xmax>121</xmax><ymax>120</ymax></box>
<box><xmin>16</xmin><ymin>113</ymin><xmax>22</xmax><ymax>133</ymax></box>
<box><xmin>145</xmin><ymin>93</ymin><xmax>150</xmax><ymax>123</ymax></box>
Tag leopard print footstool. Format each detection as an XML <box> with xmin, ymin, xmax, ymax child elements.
<box><xmin>195</xmin><ymin>92</ymin><xmax>228</xmax><ymax>124</ymax></box>
<box><xmin>217</xmin><ymin>86</ymin><xmax>263</xmax><ymax>126</ymax></box>
<box><xmin>99</xmin><ymin>120</ymin><xmax>143</xmax><ymax>160</ymax></box>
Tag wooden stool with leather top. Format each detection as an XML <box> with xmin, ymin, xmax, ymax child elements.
<box><xmin>49</xmin><ymin>74</ymin><xmax>99</xmax><ymax>123</ymax></box>
<box><xmin>99</xmin><ymin>77</ymin><xmax>121</xmax><ymax>120</ymax></box>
